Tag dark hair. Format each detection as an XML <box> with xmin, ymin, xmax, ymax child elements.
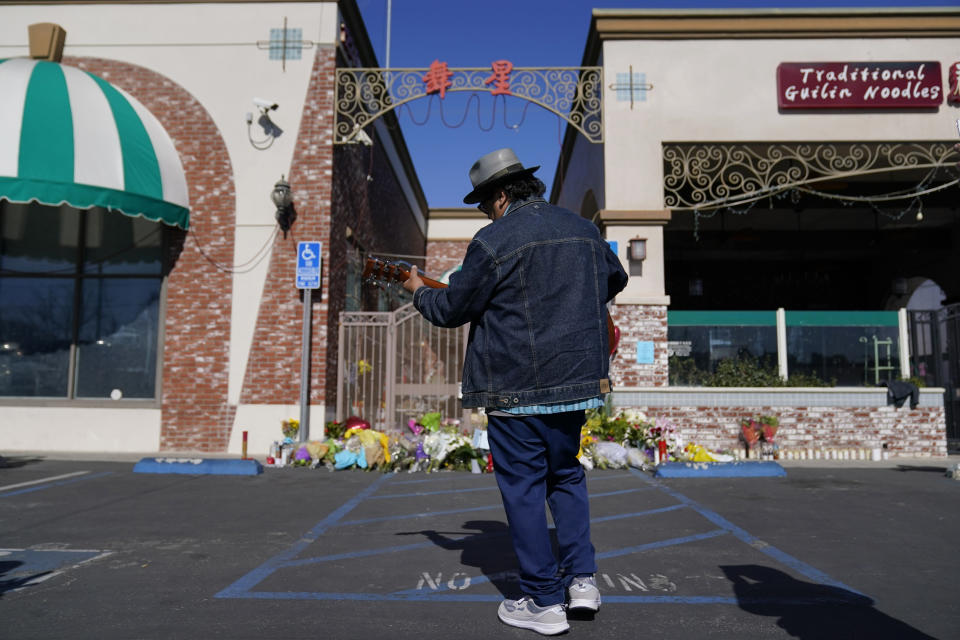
<box><xmin>502</xmin><ymin>175</ymin><xmax>546</xmax><ymax>201</ymax></box>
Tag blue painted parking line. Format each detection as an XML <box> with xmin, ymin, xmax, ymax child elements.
<box><xmin>0</xmin><ymin>548</ymin><xmax>110</xmax><ymax>593</ymax></box>
<box><xmin>589</xmin><ymin>486</ymin><xmax>653</xmax><ymax>498</ymax></box>
<box><xmin>280</xmin><ymin>540</ymin><xmax>442</xmax><ymax>569</ymax></box>
<box><xmin>369</xmin><ymin>485</ymin><xmax>498</xmax><ymax>499</ymax></box>
<box><xmin>0</xmin><ymin>471</ymin><xmax>114</xmax><ymax>498</ymax></box>
<box><xmin>596</xmin><ymin>529</ymin><xmax>728</xmax><ymax>559</ymax></box>
<box><xmin>626</xmin><ymin>468</ymin><xmax>863</xmax><ymax>595</ymax></box>
<box><xmin>215</xmin><ymin>472</ymin><xmax>394</xmax><ymax>599</ymax></box>
<box><xmin>589</xmin><ymin>503</ymin><xmax>687</xmax><ymax>523</ymax></box>
<box><xmin>217</xmin><ymin>469</ymin><xmax>864</xmax><ymax>605</ymax></box>
<box><xmin>602</xmin><ymin>594</ymin><xmax>862</xmax><ymax>605</ymax></box>
<box><xmin>336</xmin><ymin>503</ymin><xmax>503</xmax><ymax>527</ymax></box>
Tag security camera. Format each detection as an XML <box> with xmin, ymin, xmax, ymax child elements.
<box><xmin>253</xmin><ymin>97</ymin><xmax>278</xmax><ymax>111</ymax></box>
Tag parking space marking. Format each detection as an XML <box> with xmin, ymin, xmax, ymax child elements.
<box><xmin>215</xmin><ymin>472</ymin><xmax>394</xmax><ymax>599</ymax></box>
<box><xmin>0</xmin><ymin>548</ymin><xmax>112</xmax><ymax>593</ymax></box>
<box><xmin>369</xmin><ymin>486</ymin><xmax>498</xmax><ymax>499</ymax></box>
<box><xmin>336</xmin><ymin>503</ymin><xmax>502</xmax><ymax>527</ymax></box>
<box><xmin>217</xmin><ymin>469</ymin><xmax>864</xmax><ymax>605</ymax></box>
<box><xmin>626</xmin><ymin>468</ymin><xmax>863</xmax><ymax>595</ymax></box>
<box><xmin>589</xmin><ymin>503</ymin><xmax>686</xmax><ymax>523</ymax></box>
<box><xmin>589</xmin><ymin>487</ymin><xmax>653</xmax><ymax>498</ymax></box>
<box><xmin>0</xmin><ymin>471</ymin><xmax>90</xmax><ymax>492</ymax></box>
<box><xmin>596</xmin><ymin>529</ymin><xmax>728</xmax><ymax>559</ymax></box>
<box><xmin>0</xmin><ymin>471</ymin><xmax>114</xmax><ymax>498</ymax></box>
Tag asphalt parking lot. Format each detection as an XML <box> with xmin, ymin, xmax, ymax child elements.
<box><xmin>1</xmin><ymin>454</ymin><xmax>958</xmax><ymax>639</ymax></box>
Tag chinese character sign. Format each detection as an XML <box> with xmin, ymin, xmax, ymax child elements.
<box><xmin>485</xmin><ymin>60</ymin><xmax>514</xmax><ymax>96</ymax></box>
<box><xmin>419</xmin><ymin>59</ymin><xmax>518</xmax><ymax>99</ymax></box>
<box><xmin>949</xmin><ymin>62</ymin><xmax>960</xmax><ymax>105</ymax></box>
<box><xmin>422</xmin><ymin>59</ymin><xmax>453</xmax><ymax>98</ymax></box>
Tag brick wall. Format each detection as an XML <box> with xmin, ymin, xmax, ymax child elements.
<box><xmin>240</xmin><ymin>47</ymin><xmax>337</xmax><ymax>410</ymax></box>
<box><xmin>620</xmin><ymin>404</ymin><xmax>947</xmax><ymax>458</ymax></box>
<box><xmin>327</xmin><ymin>70</ymin><xmax>427</xmax><ymax>409</ymax></box>
<box><xmin>427</xmin><ymin>240</ymin><xmax>470</xmax><ymax>276</ymax></box>
<box><xmin>610</xmin><ymin>304</ymin><xmax>669</xmax><ymax>388</ymax></box>
<box><xmin>69</xmin><ymin>57</ymin><xmax>237</xmax><ymax>452</ymax></box>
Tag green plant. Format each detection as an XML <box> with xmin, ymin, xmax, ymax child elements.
<box><xmin>668</xmin><ymin>356</ymin><xmax>709</xmax><ymax>386</ymax></box>
<box><xmin>325</xmin><ymin>420</ymin><xmax>347</xmax><ymax>440</ymax></box>
<box><xmin>669</xmin><ymin>355</ymin><xmax>831</xmax><ymax>387</ymax></box>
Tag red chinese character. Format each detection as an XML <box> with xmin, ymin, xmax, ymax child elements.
<box><xmin>485</xmin><ymin>60</ymin><xmax>513</xmax><ymax>96</ymax></box>
<box><xmin>949</xmin><ymin>62</ymin><xmax>960</xmax><ymax>105</ymax></box>
<box><xmin>422</xmin><ymin>59</ymin><xmax>453</xmax><ymax>99</ymax></box>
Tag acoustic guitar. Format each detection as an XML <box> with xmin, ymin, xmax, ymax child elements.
<box><xmin>362</xmin><ymin>256</ymin><xmax>620</xmax><ymax>357</ymax></box>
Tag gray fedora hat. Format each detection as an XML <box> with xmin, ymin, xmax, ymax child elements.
<box><xmin>463</xmin><ymin>147</ymin><xmax>539</xmax><ymax>204</ymax></box>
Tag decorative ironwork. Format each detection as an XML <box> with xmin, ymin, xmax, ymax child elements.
<box><xmin>663</xmin><ymin>141</ymin><xmax>958</xmax><ymax>211</ymax></box>
<box><xmin>335</xmin><ymin>67</ymin><xmax>604</xmax><ymax>144</ymax></box>
<box><xmin>337</xmin><ymin>304</ymin><xmax>469</xmax><ymax>428</ymax></box>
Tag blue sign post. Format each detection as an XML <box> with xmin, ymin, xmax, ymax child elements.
<box><xmin>296</xmin><ymin>241</ymin><xmax>321</xmax><ymax>289</ymax></box>
<box><xmin>296</xmin><ymin>242</ymin><xmax>321</xmax><ymax>442</ymax></box>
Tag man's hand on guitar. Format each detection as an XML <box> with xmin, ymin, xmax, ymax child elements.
<box><xmin>403</xmin><ymin>265</ymin><xmax>425</xmax><ymax>293</ymax></box>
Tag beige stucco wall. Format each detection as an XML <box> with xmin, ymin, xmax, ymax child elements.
<box><xmin>602</xmin><ymin>37</ymin><xmax>960</xmax><ymax>212</ymax></box>
<box><xmin>0</xmin><ymin>2</ymin><xmax>338</xmax><ymax>452</ymax></box>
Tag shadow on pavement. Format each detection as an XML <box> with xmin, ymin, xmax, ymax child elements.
<box><xmin>893</xmin><ymin>465</ymin><xmax>948</xmax><ymax>473</ymax></box>
<box><xmin>398</xmin><ymin>520</ymin><xmax>520</xmax><ymax>599</ymax></box>
<box><xmin>0</xmin><ymin>560</ymin><xmax>51</xmax><ymax>598</ymax></box>
<box><xmin>721</xmin><ymin>565</ymin><xmax>936</xmax><ymax>639</ymax></box>
<box><xmin>0</xmin><ymin>456</ymin><xmax>46</xmax><ymax>469</ymax></box>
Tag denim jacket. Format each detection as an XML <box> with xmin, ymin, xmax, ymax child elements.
<box><xmin>413</xmin><ymin>197</ymin><xmax>628</xmax><ymax>409</ymax></box>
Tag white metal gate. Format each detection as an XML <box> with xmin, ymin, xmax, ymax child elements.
<box><xmin>337</xmin><ymin>303</ymin><xmax>469</xmax><ymax>430</ymax></box>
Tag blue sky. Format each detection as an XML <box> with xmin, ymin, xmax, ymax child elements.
<box><xmin>355</xmin><ymin>0</ymin><xmax>960</xmax><ymax>208</ymax></box>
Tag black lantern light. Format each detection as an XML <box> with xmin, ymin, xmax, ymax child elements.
<box><xmin>272</xmin><ymin>175</ymin><xmax>296</xmax><ymax>238</ymax></box>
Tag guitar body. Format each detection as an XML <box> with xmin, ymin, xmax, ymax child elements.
<box><xmin>362</xmin><ymin>257</ymin><xmax>620</xmax><ymax>358</ymax></box>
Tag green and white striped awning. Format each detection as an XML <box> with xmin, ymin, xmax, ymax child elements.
<box><xmin>0</xmin><ymin>58</ymin><xmax>189</xmax><ymax>229</ymax></box>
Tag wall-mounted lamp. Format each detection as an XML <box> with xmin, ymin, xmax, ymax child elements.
<box><xmin>628</xmin><ymin>237</ymin><xmax>647</xmax><ymax>276</ymax></box>
<box><xmin>272</xmin><ymin>176</ymin><xmax>297</xmax><ymax>238</ymax></box>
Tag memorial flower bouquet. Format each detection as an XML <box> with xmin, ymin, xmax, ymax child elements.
<box><xmin>281</xmin><ymin>418</ymin><xmax>300</xmax><ymax>441</ymax></box>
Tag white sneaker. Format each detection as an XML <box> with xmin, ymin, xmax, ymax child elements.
<box><xmin>568</xmin><ymin>575</ymin><xmax>601</xmax><ymax>612</ymax></box>
<box><xmin>497</xmin><ymin>597</ymin><xmax>569</xmax><ymax>635</ymax></box>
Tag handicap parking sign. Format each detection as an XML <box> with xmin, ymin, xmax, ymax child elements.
<box><xmin>296</xmin><ymin>241</ymin><xmax>321</xmax><ymax>289</ymax></box>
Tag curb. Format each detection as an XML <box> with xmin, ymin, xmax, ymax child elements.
<box><xmin>133</xmin><ymin>457</ymin><xmax>263</xmax><ymax>476</ymax></box>
<box><xmin>654</xmin><ymin>461</ymin><xmax>786</xmax><ymax>478</ymax></box>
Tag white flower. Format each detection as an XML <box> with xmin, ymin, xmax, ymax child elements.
<box><xmin>622</xmin><ymin>409</ymin><xmax>647</xmax><ymax>423</ymax></box>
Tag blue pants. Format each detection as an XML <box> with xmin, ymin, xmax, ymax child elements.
<box><xmin>487</xmin><ymin>411</ymin><xmax>597</xmax><ymax>606</ymax></box>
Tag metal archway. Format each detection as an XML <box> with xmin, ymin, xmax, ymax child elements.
<box><xmin>335</xmin><ymin>66</ymin><xmax>604</xmax><ymax>145</ymax></box>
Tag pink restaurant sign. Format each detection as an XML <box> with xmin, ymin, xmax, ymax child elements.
<box><xmin>777</xmin><ymin>61</ymin><xmax>943</xmax><ymax>109</ymax></box>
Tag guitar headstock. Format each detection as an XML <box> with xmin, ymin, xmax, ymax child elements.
<box><xmin>362</xmin><ymin>257</ymin><xmax>446</xmax><ymax>289</ymax></box>
<box><xmin>362</xmin><ymin>257</ymin><xmax>412</xmax><ymax>288</ymax></box>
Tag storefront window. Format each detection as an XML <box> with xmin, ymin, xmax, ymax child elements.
<box><xmin>785</xmin><ymin>311</ymin><xmax>899</xmax><ymax>387</ymax></box>
<box><xmin>667</xmin><ymin>310</ymin><xmax>901</xmax><ymax>387</ymax></box>
<box><xmin>667</xmin><ymin>311</ymin><xmax>778</xmax><ymax>385</ymax></box>
<box><xmin>0</xmin><ymin>202</ymin><xmax>164</xmax><ymax>399</ymax></box>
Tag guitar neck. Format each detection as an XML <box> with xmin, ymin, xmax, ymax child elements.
<box><xmin>363</xmin><ymin>256</ymin><xmax>619</xmax><ymax>357</ymax></box>
<box><xmin>410</xmin><ymin>271</ymin><xmax>447</xmax><ymax>289</ymax></box>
